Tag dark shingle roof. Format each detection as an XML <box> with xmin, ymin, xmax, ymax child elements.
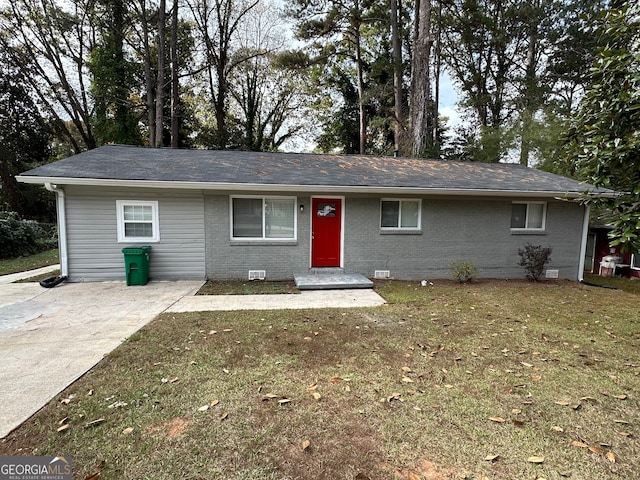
<box><xmin>18</xmin><ymin>145</ymin><xmax>611</xmax><ymax>197</ymax></box>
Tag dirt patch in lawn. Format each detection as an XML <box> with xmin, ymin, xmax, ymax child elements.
<box><xmin>394</xmin><ymin>459</ymin><xmax>454</xmax><ymax>480</ymax></box>
<box><xmin>147</xmin><ymin>417</ymin><xmax>190</xmax><ymax>439</ymax></box>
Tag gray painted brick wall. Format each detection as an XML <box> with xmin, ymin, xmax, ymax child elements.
<box><xmin>343</xmin><ymin>197</ymin><xmax>584</xmax><ymax>280</ymax></box>
<box><xmin>204</xmin><ymin>194</ymin><xmax>312</xmax><ymax>280</ymax></box>
<box><xmin>204</xmin><ymin>193</ymin><xmax>585</xmax><ymax>281</ymax></box>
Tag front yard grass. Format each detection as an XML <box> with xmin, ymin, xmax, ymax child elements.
<box><xmin>1</xmin><ymin>280</ymin><xmax>638</xmax><ymax>479</ymax></box>
<box><xmin>0</xmin><ymin>248</ymin><xmax>59</xmax><ymax>276</ymax></box>
<box><xmin>583</xmin><ymin>272</ymin><xmax>640</xmax><ymax>295</ymax></box>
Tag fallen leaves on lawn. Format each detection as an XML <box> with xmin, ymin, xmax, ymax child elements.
<box><xmin>571</xmin><ymin>439</ymin><xmax>618</xmax><ymax>462</ymax></box>
<box><xmin>301</xmin><ymin>440</ymin><xmax>311</xmax><ymax>451</ymax></box>
<box><xmin>527</xmin><ymin>456</ymin><xmax>544</xmax><ymax>464</ymax></box>
<box><xmin>382</xmin><ymin>392</ymin><xmax>403</xmax><ymax>403</ymax></box>
<box><xmin>60</xmin><ymin>394</ymin><xmax>76</xmax><ymax>405</ymax></box>
<box><xmin>489</xmin><ymin>416</ymin><xmax>506</xmax><ymax>423</ymax></box>
<box><xmin>122</xmin><ymin>427</ymin><xmax>134</xmax><ymax>435</ymax></box>
<box><xmin>84</xmin><ymin>418</ymin><xmax>106</xmax><ymax>429</ymax></box>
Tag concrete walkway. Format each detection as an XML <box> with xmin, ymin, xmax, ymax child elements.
<box><xmin>168</xmin><ymin>288</ymin><xmax>386</xmax><ymax>312</ymax></box>
<box><xmin>0</xmin><ymin>264</ymin><xmax>60</xmax><ymax>285</ymax></box>
<box><xmin>0</xmin><ymin>268</ymin><xmax>385</xmax><ymax>438</ymax></box>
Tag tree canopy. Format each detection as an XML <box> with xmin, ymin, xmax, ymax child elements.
<box><xmin>1</xmin><ymin>0</ymin><xmax>638</xmax><ymax>230</ymax></box>
<box><xmin>562</xmin><ymin>1</ymin><xmax>640</xmax><ymax>251</ymax></box>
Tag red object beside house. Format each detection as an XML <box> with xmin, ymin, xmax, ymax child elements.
<box><xmin>586</xmin><ymin>226</ymin><xmax>639</xmax><ymax>279</ymax></box>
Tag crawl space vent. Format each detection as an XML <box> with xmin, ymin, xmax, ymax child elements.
<box><xmin>248</xmin><ymin>270</ymin><xmax>266</xmax><ymax>280</ymax></box>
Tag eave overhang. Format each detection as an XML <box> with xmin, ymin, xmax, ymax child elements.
<box><xmin>15</xmin><ymin>175</ymin><xmax>616</xmax><ymax>199</ymax></box>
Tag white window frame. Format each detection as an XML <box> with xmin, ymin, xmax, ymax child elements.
<box><xmin>380</xmin><ymin>198</ymin><xmax>422</xmax><ymax>231</ymax></box>
<box><xmin>510</xmin><ymin>201</ymin><xmax>547</xmax><ymax>232</ymax></box>
<box><xmin>230</xmin><ymin>195</ymin><xmax>297</xmax><ymax>241</ymax></box>
<box><xmin>116</xmin><ymin>200</ymin><xmax>160</xmax><ymax>243</ymax></box>
<box><xmin>631</xmin><ymin>252</ymin><xmax>640</xmax><ymax>270</ymax></box>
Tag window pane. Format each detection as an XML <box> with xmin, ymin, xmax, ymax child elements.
<box><xmin>400</xmin><ymin>201</ymin><xmax>419</xmax><ymax>228</ymax></box>
<box><xmin>124</xmin><ymin>205</ymin><xmax>152</xmax><ymax>221</ymax></box>
<box><xmin>632</xmin><ymin>253</ymin><xmax>640</xmax><ymax>269</ymax></box>
<box><xmin>125</xmin><ymin>222</ymin><xmax>152</xmax><ymax>237</ymax></box>
<box><xmin>511</xmin><ymin>204</ymin><xmax>527</xmax><ymax>228</ymax></box>
<box><xmin>233</xmin><ymin>198</ymin><xmax>263</xmax><ymax>237</ymax></box>
<box><xmin>381</xmin><ymin>201</ymin><xmax>400</xmax><ymax>227</ymax></box>
<box><xmin>527</xmin><ymin>204</ymin><xmax>544</xmax><ymax>229</ymax></box>
<box><xmin>266</xmin><ymin>198</ymin><xmax>294</xmax><ymax>238</ymax></box>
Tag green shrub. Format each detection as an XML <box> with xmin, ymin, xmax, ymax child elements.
<box><xmin>0</xmin><ymin>212</ymin><xmax>56</xmax><ymax>259</ymax></box>
<box><xmin>517</xmin><ymin>243</ymin><xmax>552</xmax><ymax>281</ymax></box>
<box><xmin>450</xmin><ymin>260</ymin><xmax>480</xmax><ymax>283</ymax></box>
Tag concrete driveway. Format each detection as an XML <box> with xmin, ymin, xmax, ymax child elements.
<box><xmin>0</xmin><ymin>277</ymin><xmax>203</xmax><ymax>438</ymax></box>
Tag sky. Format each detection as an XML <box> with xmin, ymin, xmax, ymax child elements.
<box><xmin>438</xmin><ymin>72</ymin><xmax>463</xmax><ymax>129</ymax></box>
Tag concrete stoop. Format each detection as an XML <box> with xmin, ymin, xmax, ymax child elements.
<box><xmin>293</xmin><ymin>272</ymin><xmax>374</xmax><ymax>290</ymax></box>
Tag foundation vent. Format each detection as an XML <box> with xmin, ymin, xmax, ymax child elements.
<box><xmin>248</xmin><ymin>270</ymin><xmax>266</xmax><ymax>281</ymax></box>
<box><xmin>374</xmin><ymin>270</ymin><xmax>391</xmax><ymax>279</ymax></box>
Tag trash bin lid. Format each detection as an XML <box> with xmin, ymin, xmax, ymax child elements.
<box><xmin>122</xmin><ymin>245</ymin><xmax>151</xmax><ymax>254</ymax></box>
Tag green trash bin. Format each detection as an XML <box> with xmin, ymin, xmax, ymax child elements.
<box><xmin>122</xmin><ymin>246</ymin><xmax>151</xmax><ymax>286</ymax></box>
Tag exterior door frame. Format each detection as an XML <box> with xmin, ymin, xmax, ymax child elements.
<box><xmin>310</xmin><ymin>195</ymin><xmax>345</xmax><ymax>268</ymax></box>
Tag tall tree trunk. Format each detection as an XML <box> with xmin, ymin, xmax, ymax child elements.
<box><xmin>432</xmin><ymin>0</ymin><xmax>441</xmax><ymax>157</ymax></box>
<box><xmin>519</xmin><ymin>0</ymin><xmax>538</xmax><ymax>166</ymax></box>
<box><xmin>354</xmin><ymin>19</ymin><xmax>367</xmax><ymax>154</ymax></box>
<box><xmin>409</xmin><ymin>0</ymin><xmax>433</xmax><ymax>157</ymax></box>
<box><xmin>155</xmin><ymin>0</ymin><xmax>166</xmax><ymax>147</ymax></box>
<box><xmin>215</xmin><ymin>61</ymin><xmax>227</xmax><ymax>149</ymax></box>
<box><xmin>391</xmin><ymin>0</ymin><xmax>404</xmax><ymax>155</ymax></box>
<box><xmin>170</xmin><ymin>0</ymin><xmax>179</xmax><ymax>147</ymax></box>
<box><xmin>141</xmin><ymin>0</ymin><xmax>156</xmax><ymax>146</ymax></box>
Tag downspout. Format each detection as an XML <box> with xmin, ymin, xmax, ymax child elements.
<box><xmin>45</xmin><ymin>183</ymin><xmax>69</xmax><ymax>278</ymax></box>
<box><xmin>577</xmin><ymin>204</ymin><xmax>590</xmax><ymax>282</ymax></box>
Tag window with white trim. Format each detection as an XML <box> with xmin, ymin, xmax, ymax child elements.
<box><xmin>380</xmin><ymin>199</ymin><xmax>421</xmax><ymax>230</ymax></box>
<box><xmin>510</xmin><ymin>202</ymin><xmax>546</xmax><ymax>231</ymax></box>
<box><xmin>631</xmin><ymin>252</ymin><xmax>640</xmax><ymax>270</ymax></box>
<box><xmin>116</xmin><ymin>200</ymin><xmax>160</xmax><ymax>242</ymax></box>
<box><xmin>231</xmin><ymin>196</ymin><xmax>296</xmax><ymax>240</ymax></box>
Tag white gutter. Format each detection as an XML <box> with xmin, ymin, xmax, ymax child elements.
<box><xmin>45</xmin><ymin>183</ymin><xmax>68</xmax><ymax>278</ymax></box>
<box><xmin>577</xmin><ymin>204</ymin><xmax>590</xmax><ymax>282</ymax></box>
<box><xmin>16</xmin><ymin>175</ymin><xmax>616</xmax><ymax>199</ymax></box>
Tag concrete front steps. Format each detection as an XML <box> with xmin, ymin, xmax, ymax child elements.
<box><xmin>293</xmin><ymin>269</ymin><xmax>374</xmax><ymax>290</ymax></box>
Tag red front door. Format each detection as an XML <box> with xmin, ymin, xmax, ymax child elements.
<box><xmin>311</xmin><ymin>198</ymin><xmax>342</xmax><ymax>267</ymax></box>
